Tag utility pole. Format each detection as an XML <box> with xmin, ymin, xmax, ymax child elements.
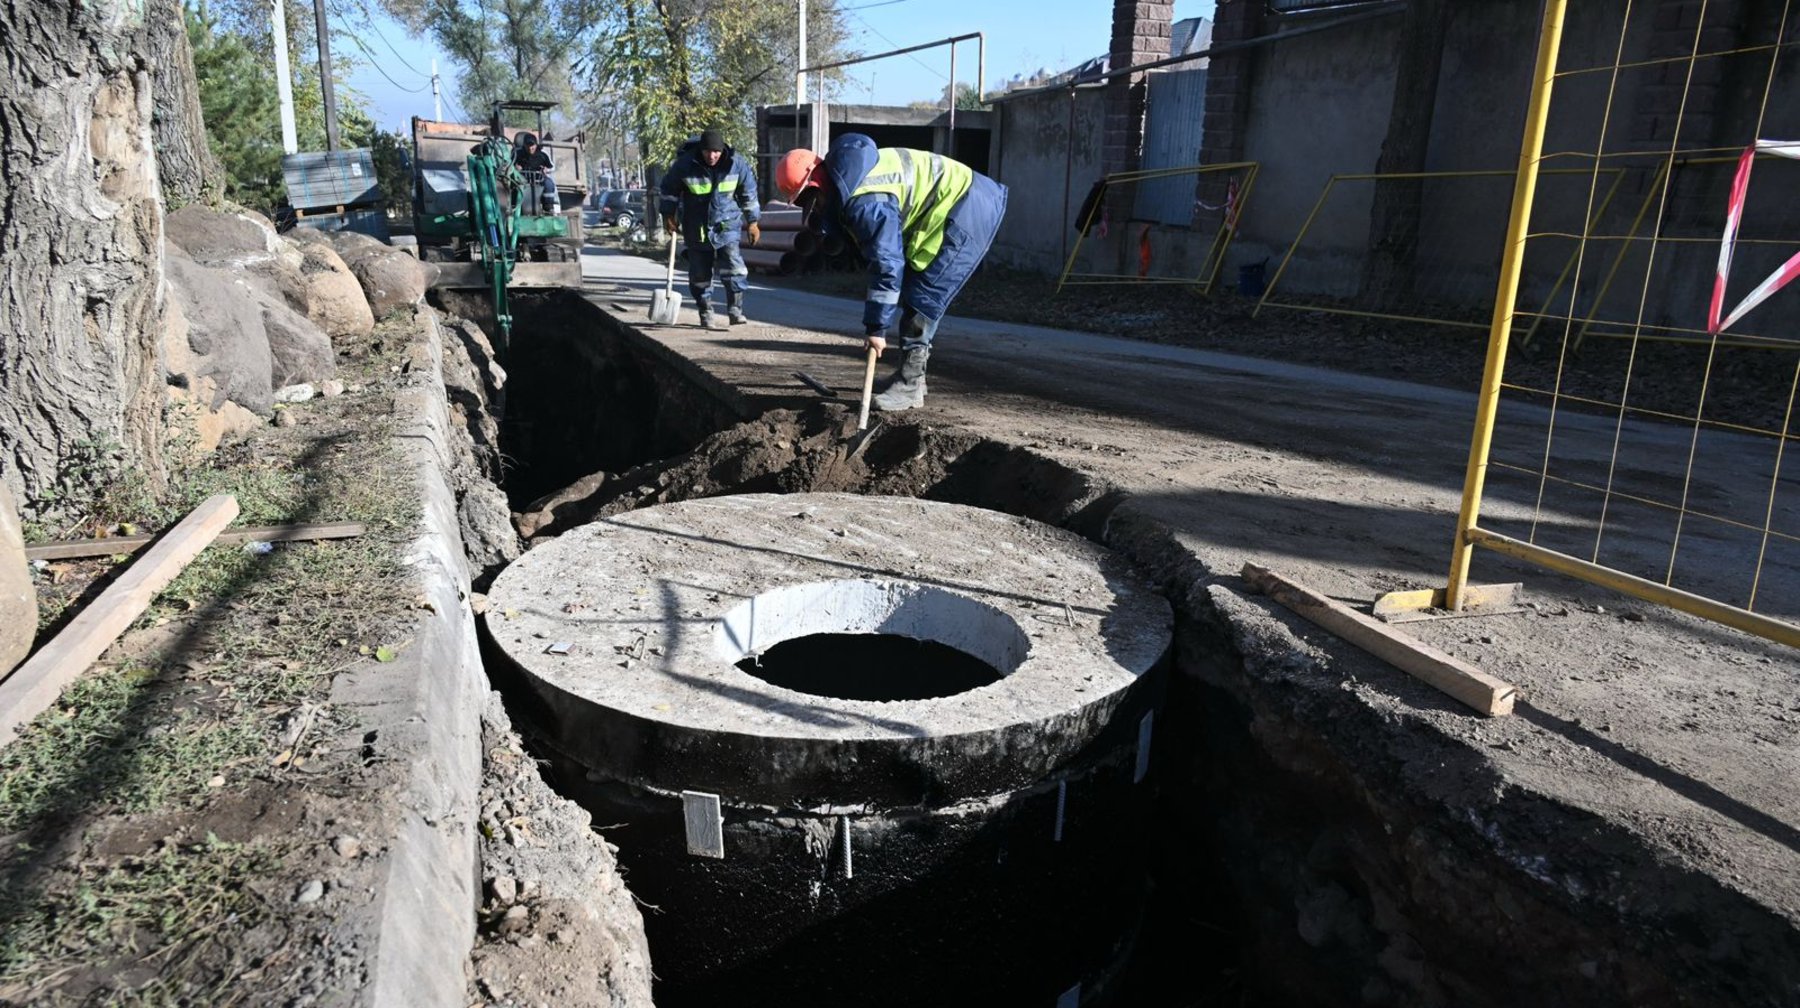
<box><xmin>795</xmin><ymin>0</ymin><xmax>807</xmax><ymax>151</ymax></box>
<box><xmin>271</xmin><ymin>0</ymin><xmax>298</xmax><ymax>154</ymax></box>
<box><xmin>431</xmin><ymin>58</ymin><xmax>442</xmax><ymax>121</ymax></box>
<box><xmin>312</xmin><ymin>0</ymin><xmax>340</xmax><ymax>151</ymax></box>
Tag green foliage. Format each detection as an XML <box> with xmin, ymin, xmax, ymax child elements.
<box><xmin>185</xmin><ymin>1</ymin><xmax>383</xmax><ymax>214</ymax></box>
<box><xmin>186</xmin><ymin>4</ymin><xmax>285</xmax><ymax>211</ymax></box>
<box><xmin>382</xmin><ymin>0</ymin><xmax>606</xmax><ymax>116</ymax></box>
<box><xmin>592</xmin><ymin>0</ymin><xmax>856</xmax><ymax>164</ymax></box>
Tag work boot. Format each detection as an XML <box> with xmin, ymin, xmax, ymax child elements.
<box><xmin>726</xmin><ymin>289</ymin><xmax>747</xmax><ymax>325</ymax></box>
<box><xmin>872</xmin><ymin>346</ymin><xmax>929</xmax><ymax>412</ymax></box>
<box><xmin>694</xmin><ymin>296</ymin><xmax>714</xmax><ymax>330</ymax></box>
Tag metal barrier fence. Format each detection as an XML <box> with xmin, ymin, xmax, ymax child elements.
<box><xmin>1254</xmin><ymin>167</ymin><xmax>1627</xmax><ymax>341</ymax></box>
<box><xmin>1056</xmin><ymin>161</ymin><xmax>1260</xmax><ymax>293</ymax></box>
<box><xmin>1381</xmin><ymin>0</ymin><xmax>1800</xmax><ymax>649</ymax></box>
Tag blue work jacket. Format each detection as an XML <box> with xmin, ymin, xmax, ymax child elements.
<box><xmin>659</xmin><ymin>142</ymin><xmax>759</xmax><ymax>246</ymax></box>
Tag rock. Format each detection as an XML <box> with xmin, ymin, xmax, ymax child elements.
<box><xmin>489</xmin><ymin>875</ymin><xmax>518</xmax><ymax>905</ymax></box>
<box><xmin>259</xmin><ymin>294</ymin><xmax>336</xmax><ymax>388</ymax></box>
<box><xmin>274</xmin><ymin>383</ymin><xmax>316</xmax><ymax>403</ymax></box>
<box><xmin>274</xmin><ymin>409</ymin><xmax>299</xmax><ymax>428</ymax></box>
<box><xmin>331</xmin><ymin>835</ymin><xmax>361</xmax><ymax>858</ymax></box>
<box><xmin>320</xmin><ymin>379</ymin><xmax>346</xmax><ymax>397</ymax></box>
<box><xmin>165</xmin><ymin>204</ymin><xmax>278</xmax><ymax>262</ymax></box>
<box><xmin>294</xmin><ymin>879</ymin><xmax>324</xmax><ymax>904</ymax></box>
<box><xmin>0</xmin><ymin>483</ymin><xmax>34</xmax><ymax>677</ymax></box>
<box><xmin>496</xmin><ymin>905</ymin><xmax>529</xmax><ymax>934</ymax></box>
<box><xmin>294</xmin><ymin>243</ymin><xmax>375</xmax><ymax>340</ymax></box>
<box><xmin>164</xmin><ymin>244</ymin><xmax>274</xmax><ymax>413</ymax></box>
<box><xmin>344</xmin><ymin>245</ymin><xmax>426</xmax><ymax>318</ymax></box>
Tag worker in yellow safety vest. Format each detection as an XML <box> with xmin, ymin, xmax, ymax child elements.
<box><xmin>776</xmin><ymin>134</ymin><xmax>1008</xmax><ymax>411</ymax></box>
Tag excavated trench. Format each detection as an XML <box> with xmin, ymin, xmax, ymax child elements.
<box><xmin>436</xmin><ymin>289</ymin><xmax>1770</xmax><ymax>1008</ymax></box>
<box><xmin>432</xmin><ymin>288</ymin><xmax>1242</xmax><ymax>1006</ymax></box>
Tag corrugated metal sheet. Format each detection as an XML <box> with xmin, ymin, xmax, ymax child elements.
<box><xmin>1134</xmin><ymin>68</ymin><xmax>1207</xmax><ymax>225</ymax></box>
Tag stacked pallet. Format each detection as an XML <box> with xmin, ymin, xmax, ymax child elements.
<box><xmin>282</xmin><ymin>148</ymin><xmax>388</xmax><ymax>239</ymax></box>
<box><xmin>743</xmin><ymin>195</ymin><xmax>866</xmax><ymax>275</ymax></box>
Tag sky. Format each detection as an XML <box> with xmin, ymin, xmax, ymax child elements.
<box><xmin>343</xmin><ymin>0</ymin><xmax>1217</xmax><ymax>133</ymax></box>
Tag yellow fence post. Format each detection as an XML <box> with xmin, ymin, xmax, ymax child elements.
<box><xmin>1444</xmin><ymin>0</ymin><xmax>1569</xmax><ymax>610</ymax></box>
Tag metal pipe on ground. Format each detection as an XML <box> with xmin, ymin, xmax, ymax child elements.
<box><xmin>758</xmin><ymin>209</ymin><xmax>811</xmax><ymax>231</ymax></box>
<box><xmin>742</xmin><ymin>248</ymin><xmax>800</xmax><ymax>274</ymax></box>
<box><xmin>752</xmin><ymin>229</ymin><xmax>819</xmax><ymax>255</ymax></box>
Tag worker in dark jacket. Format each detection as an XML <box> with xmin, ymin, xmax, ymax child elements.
<box><xmin>660</xmin><ymin>129</ymin><xmax>761</xmax><ymax>328</ymax></box>
<box><xmin>512</xmin><ymin>132</ymin><xmax>557</xmax><ymax>212</ymax></box>
<box><xmin>775</xmin><ymin>134</ymin><xmax>1007</xmax><ymax>411</ymax></box>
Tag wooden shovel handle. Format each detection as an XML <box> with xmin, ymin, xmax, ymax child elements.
<box><xmin>664</xmin><ymin>232</ymin><xmax>679</xmax><ymax>294</ymax></box>
<box><xmin>857</xmin><ymin>346</ymin><xmax>878</xmax><ymax>431</ymax></box>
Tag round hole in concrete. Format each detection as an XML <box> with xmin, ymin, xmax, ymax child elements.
<box><xmin>736</xmin><ymin>633</ymin><xmax>1002</xmax><ymax>701</ymax></box>
<box><xmin>713</xmin><ymin>579</ymin><xmax>1030</xmax><ymax>700</ymax></box>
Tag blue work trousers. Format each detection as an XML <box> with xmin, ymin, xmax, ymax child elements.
<box><xmin>899</xmin><ymin>173</ymin><xmax>1009</xmax><ymax>344</ymax></box>
<box><xmin>686</xmin><ymin>241</ymin><xmax>747</xmax><ymax>307</ymax></box>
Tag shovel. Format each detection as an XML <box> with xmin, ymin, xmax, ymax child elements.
<box><xmin>648</xmin><ymin>232</ymin><xmax>681</xmax><ymax>326</ymax></box>
<box><xmin>845</xmin><ymin>346</ymin><xmax>884</xmax><ymax>459</ymax></box>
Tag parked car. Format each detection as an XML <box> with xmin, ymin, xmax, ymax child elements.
<box><xmin>595</xmin><ymin>189</ymin><xmax>647</xmax><ymax>231</ymax></box>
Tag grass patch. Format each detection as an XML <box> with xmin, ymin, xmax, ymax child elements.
<box><xmin>0</xmin><ymin>834</ymin><xmax>284</xmax><ymax>1003</ymax></box>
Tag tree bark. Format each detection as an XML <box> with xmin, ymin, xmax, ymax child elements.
<box><xmin>1359</xmin><ymin>0</ymin><xmax>1452</xmax><ymax>309</ymax></box>
<box><xmin>146</xmin><ymin>0</ymin><xmax>222</xmax><ymax>207</ymax></box>
<box><xmin>0</xmin><ymin>0</ymin><xmax>179</xmax><ymax>517</ymax></box>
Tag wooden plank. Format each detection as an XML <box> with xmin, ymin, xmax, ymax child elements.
<box><xmin>1370</xmin><ymin>582</ymin><xmax>1522</xmax><ymax>620</ymax></box>
<box><xmin>0</xmin><ymin>495</ymin><xmax>240</xmax><ymax>746</ymax></box>
<box><xmin>1242</xmin><ymin>563</ymin><xmax>1517</xmax><ymax>717</ymax></box>
<box><xmin>26</xmin><ymin>521</ymin><xmax>365</xmax><ymax>561</ymax></box>
<box><xmin>681</xmin><ymin>790</ymin><xmax>725</xmax><ymax>859</ymax></box>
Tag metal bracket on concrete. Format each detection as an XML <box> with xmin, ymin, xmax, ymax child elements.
<box><xmin>838</xmin><ymin>815</ymin><xmax>854</xmax><ymax>879</ymax></box>
<box><xmin>1134</xmin><ymin>712</ymin><xmax>1154</xmax><ymax>784</ymax></box>
<box><xmin>1371</xmin><ymin>582</ymin><xmax>1525</xmax><ymax>624</ymax></box>
<box><xmin>682</xmin><ymin>790</ymin><xmax>725</xmax><ymax>859</ymax></box>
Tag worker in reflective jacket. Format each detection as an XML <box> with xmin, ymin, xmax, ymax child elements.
<box><xmin>776</xmin><ymin>133</ymin><xmax>1007</xmax><ymax>411</ymax></box>
<box><xmin>660</xmin><ymin>129</ymin><xmax>761</xmax><ymax>329</ymax></box>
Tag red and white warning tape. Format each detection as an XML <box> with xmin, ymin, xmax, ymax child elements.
<box><xmin>1709</xmin><ymin>139</ymin><xmax>1800</xmax><ymax>334</ymax></box>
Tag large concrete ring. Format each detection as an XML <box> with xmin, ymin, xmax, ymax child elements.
<box><xmin>487</xmin><ymin>493</ymin><xmax>1172</xmax><ymax>808</ymax></box>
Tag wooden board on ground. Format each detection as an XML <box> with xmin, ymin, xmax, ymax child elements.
<box><xmin>26</xmin><ymin>521</ymin><xmax>365</xmax><ymax>561</ymax></box>
<box><xmin>1242</xmin><ymin>562</ymin><xmax>1517</xmax><ymax>717</ymax></box>
<box><xmin>0</xmin><ymin>494</ymin><xmax>240</xmax><ymax>746</ymax></box>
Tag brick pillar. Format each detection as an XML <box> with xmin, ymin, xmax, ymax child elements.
<box><xmin>1103</xmin><ymin>0</ymin><xmax>1174</xmax><ymax>223</ymax></box>
<box><xmin>1195</xmin><ymin>0</ymin><xmax>1261</xmax><ymax>227</ymax></box>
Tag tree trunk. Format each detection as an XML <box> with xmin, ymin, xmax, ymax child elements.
<box><xmin>0</xmin><ymin>0</ymin><xmax>180</xmax><ymax>518</ymax></box>
<box><xmin>146</xmin><ymin>0</ymin><xmax>222</xmax><ymax>207</ymax></box>
<box><xmin>1359</xmin><ymin>0</ymin><xmax>1452</xmax><ymax>309</ymax></box>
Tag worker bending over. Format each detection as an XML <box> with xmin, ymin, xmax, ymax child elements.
<box><xmin>776</xmin><ymin>134</ymin><xmax>1007</xmax><ymax>411</ymax></box>
<box><xmin>661</xmin><ymin>130</ymin><xmax>761</xmax><ymax>328</ymax></box>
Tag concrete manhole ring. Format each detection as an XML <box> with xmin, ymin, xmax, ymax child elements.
<box><xmin>487</xmin><ymin>492</ymin><xmax>1172</xmax><ymax>808</ymax></box>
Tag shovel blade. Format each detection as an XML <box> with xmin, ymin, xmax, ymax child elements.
<box><xmin>648</xmin><ymin>290</ymin><xmax>681</xmax><ymax>326</ymax></box>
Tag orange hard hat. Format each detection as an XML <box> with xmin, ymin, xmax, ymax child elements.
<box><xmin>776</xmin><ymin>148</ymin><xmax>824</xmax><ymax>201</ymax></box>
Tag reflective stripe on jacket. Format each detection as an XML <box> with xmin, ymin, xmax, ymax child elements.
<box><xmin>659</xmin><ymin>142</ymin><xmax>759</xmax><ymax>246</ymax></box>
<box><xmin>849</xmin><ymin>147</ymin><xmax>974</xmax><ymax>272</ymax></box>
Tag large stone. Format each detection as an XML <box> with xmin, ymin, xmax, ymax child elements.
<box><xmin>162</xmin><ymin>283</ymin><xmax>264</xmax><ymax>450</ymax></box>
<box><xmin>258</xmin><ymin>290</ymin><xmax>336</xmax><ymax>387</ymax></box>
<box><xmin>0</xmin><ymin>483</ymin><xmax>34</xmax><ymax>677</ymax></box>
<box><xmin>164</xmin><ymin>244</ymin><xmax>274</xmax><ymax>413</ymax></box>
<box><xmin>294</xmin><ymin>243</ymin><xmax>375</xmax><ymax>340</ymax></box>
<box><xmin>299</xmin><ymin>229</ymin><xmax>427</xmax><ymax>318</ymax></box>
<box><xmin>165</xmin><ymin>204</ymin><xmax>279</xmax><ymax>263</ymax></box>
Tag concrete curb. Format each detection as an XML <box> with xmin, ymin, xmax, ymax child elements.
<box><xmin>326</xmin><ymin>308</ymin><xmax>486</xmax><ymax>1008</ymax></box>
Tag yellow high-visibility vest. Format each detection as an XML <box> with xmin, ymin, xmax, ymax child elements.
<box><xmin>850</xmin><ymin>147</ymin><xmax>973</xmax><ymax>271</ymax></box>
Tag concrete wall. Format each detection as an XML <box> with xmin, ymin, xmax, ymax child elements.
<box><xmin>987</xmin><ymin>86</ymin><xmax>1107</xmax><ymax>273</ymax></box>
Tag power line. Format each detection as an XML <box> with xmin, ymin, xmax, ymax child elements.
<box><xmin>845</xmin><ymin>8</ymin><xmax>950</xmax><ymax>82</ymax></box>
<box><xmin>346</xmin><ymin>32</ymin><xmax>429</xmax><ymax>92</ymax></box>
<box><xmin>347</xmin><ymin>0</ymin><xmax>432</xmax><ymax>80</ymax></box>
<box><xmin>844</xmin><ymin>0</ymin><xmax>913</xmax><ymax>9</ymax></box>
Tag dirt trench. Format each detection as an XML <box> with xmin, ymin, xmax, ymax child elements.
<box><xmin>439</xmin><ymin>289</ymin><xmax>1793</xmax><ymax>1008</ymax></box>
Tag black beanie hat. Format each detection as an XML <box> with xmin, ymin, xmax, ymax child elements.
<box><xmin>699</xmin><ymin>129</ymin><xmax>726</xmax><ymax>152</ymax></box>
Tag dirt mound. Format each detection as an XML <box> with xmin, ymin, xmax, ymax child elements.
<box><xmin>516</xmin><ymin>407</ymin><xmax>979</xmax><ymax>541</ymax></box>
